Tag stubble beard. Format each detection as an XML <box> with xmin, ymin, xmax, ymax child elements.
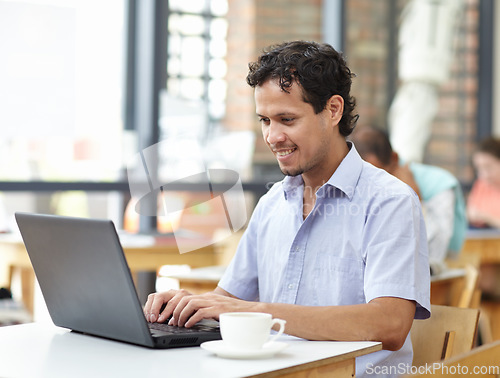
<box><xmin>279</xmin><ymin>144</ymin><xmax>328</xmax><ymax>178</ymax></box>
<box><xmin>279</xmin><ymin>165</ymin><xmax>303</xmax><ymax>177</ymax></box>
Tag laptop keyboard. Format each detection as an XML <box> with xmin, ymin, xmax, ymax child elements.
<box><xmin>149</xmin><ymin>321</ymin><xmax>220</xmax><ymax>335</ymax></box>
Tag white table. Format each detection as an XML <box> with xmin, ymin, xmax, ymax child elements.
<box><xmin>0</xmin><ymin>322</ymin><xmax>381</xmax><ymax>378</ymax></box>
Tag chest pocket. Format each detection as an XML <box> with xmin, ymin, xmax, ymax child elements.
<box><xmin>310</xmin><ymin>255</ymin><xmax>365</xmax><ymax>306</ymax></box>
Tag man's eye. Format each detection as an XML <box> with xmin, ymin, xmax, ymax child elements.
<box><xmin>259</xmin><ymin>118</ymin><xmax>270</xmax><ymax>124</ymax></box>
<box><xmin>282</xmin><ymin>118</ymin><xmax>294</xmax><ymax>123</ymax></box>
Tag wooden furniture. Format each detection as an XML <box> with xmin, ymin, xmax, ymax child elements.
<box><xmin>430</xmin><ymin>265</ymin><xmax>481</xmax><ymax>309</ymax></box>
<box><xmin>0</xmin><ymin>233</ymin><xmax>222</xmax><ymax>314</ymax></box>
<box><xmin>0</xmin><ymin>323</ymin><xmax>382</xmax><ymax>378</ymax></box>
<box><xmin>430</xmin><ymin>269</ymin><xmax>467</xmax><ymax>307</ymax></box>
<box><xmin>406</xmin><ymin>340</ymin><xmax>500</xmax><ymax>377</ymax></box>
<box><xmin>410</xmin><ymin>305</ymin><xmax>480</xmax><ymax>367</ymax></box>
<box><xmin>160</xmin><ymin>230</ymin><xmax>242</xmax><ymax>294</ymax></box>
<box><xmin>462</xmin><ymin>229</ymin><xmax>500</xmax><ymax>264</ymax></box>
<box><xmin>456</xmin><ymin>264</ymin><xmax>480</xmax><ymax>308</ymax></box>
<box><xmin>461</xmin><ymin>229</ymin><xmax>500</xmax><ymax>341</ymax></box>
<box><xmin>165</xmin><ymin>265</ymin><xmax>224</xmax><ymax>294</ymax></box>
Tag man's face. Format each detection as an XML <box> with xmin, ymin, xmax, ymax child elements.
<box><xmin>255</xmin><ymin>80</ymin><xmax>333</xmax><ymax>178</ymax></box>
<box><xmin>473</xmin><ymin>151</ymin><xmax>500</xmax><ymax>188</ymax></box>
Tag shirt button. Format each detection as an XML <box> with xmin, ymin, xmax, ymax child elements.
<box><xmin>288</xmin><ymin>284</ymin><xmax>294</xmax><ymax>289</ymax></box>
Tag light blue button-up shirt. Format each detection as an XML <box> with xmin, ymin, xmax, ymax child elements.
<box><xmin>219</xmin><ymin>143</ymin><xmax>430</xmax><ymax>377</ymax></box>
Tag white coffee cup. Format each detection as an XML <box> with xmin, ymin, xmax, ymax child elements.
<box><xmin>219</xmin><ymin>312</ymin><xmax>286</xmax><ymax>350</ymax></box>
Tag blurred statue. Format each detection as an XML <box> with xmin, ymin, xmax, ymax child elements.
<box><xmin>389</xmin><ymin>0</ymin><xmax>463</xmax><ymax>162</ymax></box>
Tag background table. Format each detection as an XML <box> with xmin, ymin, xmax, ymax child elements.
<box><xmin>430</xmin><ymin>268</ymin><xmax>466</xmax><ymax>307</ymax></box>
<box><xmin>166</xmin><ymin>265</ymin><xmax>225</xmax><ymax>294</ymax></box>
<box><xmin>0</xmin><ymin>322</ymin><xmax>381</xmax><ymax>378</ymax></box>
<box><xmin>462</xmin><ymin>229</ymin><xmax>500</xmax><ymax>264</ymax></box>
<box><xmin>462</xmin><ymin>229</ymin><xmax>500</xmax><ymax>341</ymax></box>
<box><xmin>0</xmin><ymin>232</ymin><xmax>222</xmax><ymax>314</ymax></box>
<box><xmin>462</xmin><ymin>229</ymin><xmax>500</xmax><ymax>340</ymax></box>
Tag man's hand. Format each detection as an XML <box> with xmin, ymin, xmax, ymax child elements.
<box><xmin>168</xmin><ymin>292</ymin><xmax>258</xmax><ymax>328</ymax></box>
<box><xmin>143</xmin><ymin>287</ymin><xmax>253</xmax><ymax>326</ymax></box>
<box><xmin>143</xmin><ymin>289</ymin><xmax>193</xmax><ymax>323</ymax></box>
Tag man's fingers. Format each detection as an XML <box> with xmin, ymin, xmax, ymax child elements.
<box><xmin>157</xmin><ymin>289</ymin><xmax>192</xmax><ymax>323</ymax></box>
<box><xmin>174</xmin><ymin>295</ymin><xmax>220</xmax><ymax>327</ymax></box>
<box><xmin>170</xmin><ymin>295</ymin><xmax>192</xmax><ymax>326</ymax></box>
<box><xmin>183</xmin><ymin>307</ymin><xmax>216</xmax><ymax>328</ymax></box>
<box><xmin>170</xmin><ymin>295</ymin><xmax>206</xmax><ymax>326</ymax></box>
<box><xmin>160</xmin><ymin>291</ymin><xmax>243</xmax><ymax>327</ymax></box>
<box><xmin>143</xmin><ymin>293</ymin><xmax>155</xmax><ymax>315</ymax></box>
<box><xmin>143</xmin><ymin>292</ymin><xmax>166</xmax><ymax>321</ymax></box>
<box><xmin>143</xmin><ymin>289</ymin><xmax>191</xmax><ymax>323</ymax></box>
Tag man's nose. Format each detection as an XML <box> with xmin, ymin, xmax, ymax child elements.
<box><xmin>265</xmin><ymin>122</ymin><xmax>286</xmax><ymax>145</ymax></box>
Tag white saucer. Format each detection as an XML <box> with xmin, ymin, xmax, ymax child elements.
<box><xmin>200</xmin><ymin>340</ymin><xmax>288</xmax><ymax>359</ymax></box>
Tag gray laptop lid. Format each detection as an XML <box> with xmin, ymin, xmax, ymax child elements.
<box><xmin>15</xmin><ymin>212</ymin><xmax>156</xmax><ymax>347</ymax></box>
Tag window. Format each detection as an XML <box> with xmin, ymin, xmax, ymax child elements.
<box><xmin>165</xmin><ymin>0</ymin><xmax>228</xmax><ymax>133</ymax></box>
<box><xmin>0</xmin><ymin>0</ymin><xmax>126</xmax><ymax>183</ymax></box>
<box><xmin>0</xmin><ymin>0</ymin><xmax>127</xmax><ymax>227</ymax></box>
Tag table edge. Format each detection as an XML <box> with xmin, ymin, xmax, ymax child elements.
<box><xmin>245</xmin><ymin>342</ymin><xmax>382</xmax><ymax>378</ymax></box>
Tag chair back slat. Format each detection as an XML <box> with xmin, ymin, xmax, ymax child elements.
<box><xmin>411</xmin><ymin>304</ymin><xmax>480</xmax><ymax>367</ymax></box>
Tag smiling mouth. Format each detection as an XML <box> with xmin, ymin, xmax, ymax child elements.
<box><xmin>275</xmin><ymin>148</ymin><xmax>296</xmax><ymax>157</ymax></box>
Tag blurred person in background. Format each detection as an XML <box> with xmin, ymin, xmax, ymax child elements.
<box><xmin>351</xmin><ymin>126</ymin><xmax>467</xmax><ymax>275</ymax></box>
<box><xmin>467</xmin><ymin>137</ymin><xmax>500</xmax><ymax>229</ymax></box>
<box><xmin>467</xmin><ymin>137</ymin><xmax>500</xmax><ymax>299</ymax></box>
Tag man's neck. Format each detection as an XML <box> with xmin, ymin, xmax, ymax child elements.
<box><xmin>302</xmin><ymin>140</ymin><xmax>350</xmax><ymax>191</ymax></box>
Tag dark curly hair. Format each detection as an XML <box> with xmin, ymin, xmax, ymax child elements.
<box><xmin>246</xmin><ymin>41</ymin><xmax>358</xmax><ymax>137</ymax></box>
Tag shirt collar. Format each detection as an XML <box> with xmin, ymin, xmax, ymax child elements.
<box><xmin>325</xmin><ymin>141</ymin><xmax>363</xmax><ymax>200</ymax></box>
<box><xmin>281</xmin><ymin>141</ymin><xmax>363</xmax><ymax>201</ymax></box>
<box><xmin>282</xmin><ymin>175</ymin><xmax>303</xmax><ymax>200</ymax></box>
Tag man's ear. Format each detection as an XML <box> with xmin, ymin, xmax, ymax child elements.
<box><xmin>326</xmin><ymin>95</ymin><xmax>344</xmax><ymax>125</ymax></box>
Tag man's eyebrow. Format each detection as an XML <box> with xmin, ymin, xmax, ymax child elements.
<box><xmin>256</xmin><ymin>112</ymin><xmax>296</xmax><ymax>117</ymax></box>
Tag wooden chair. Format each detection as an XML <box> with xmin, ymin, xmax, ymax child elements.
<box><xmin>447</xmin><ymin>252</ymin><xmax>493</xmax><ymax>343</ymax></box>
<box><xmin>446</xmin><ymin>253</ymin><xmax>482</xmax><ymax>309</ymax></box>
<box><xmin>406</xmin><ymin>340</ymin><xmax>500</xmax><ymax>377</ymax></box>
<box><xmin>411</xmin><ymin>304</ymin><xmax>480</xmax><ymax>367</ymax></box>
<box><xmin>458</xmin><ymin>263</ymin><xmax>481</xmax><ymax>309</ymax></box>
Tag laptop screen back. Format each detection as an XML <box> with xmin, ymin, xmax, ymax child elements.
<box><xmin>15</xmin><ymin>212</ymin><xmax>154</xmax><ymax>347</ymax></box>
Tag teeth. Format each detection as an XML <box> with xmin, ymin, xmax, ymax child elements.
<box><xmin>277</xmin><ymin>149</ymin><xmax>294</xmax><ymax>156</ymax></box>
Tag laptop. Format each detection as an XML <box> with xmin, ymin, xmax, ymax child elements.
<box><xmin>14</xmin><ymin>212</ymin><xmax>221</xmax><ymax>349</ymax></box>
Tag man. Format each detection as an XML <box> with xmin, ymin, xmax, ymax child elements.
<box><xmin>351</xmin><ymin>126</ymin><xmax>467</xmax><ymax>275</ymax></box>
<box><xmin>144</xmin><ymin>41</ymin><xmax>430</xmax><ymax>377</ymax></box>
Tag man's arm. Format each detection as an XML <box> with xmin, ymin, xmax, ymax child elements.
<box><xmin>256</xmin><ymin>296</ymin><xmax>415</xmax><ymax>351</ymax></box>
<box><xmin>145</xmin><ymin>288</ymin><xmax>415</xmax><ymax>351</ymax></box>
